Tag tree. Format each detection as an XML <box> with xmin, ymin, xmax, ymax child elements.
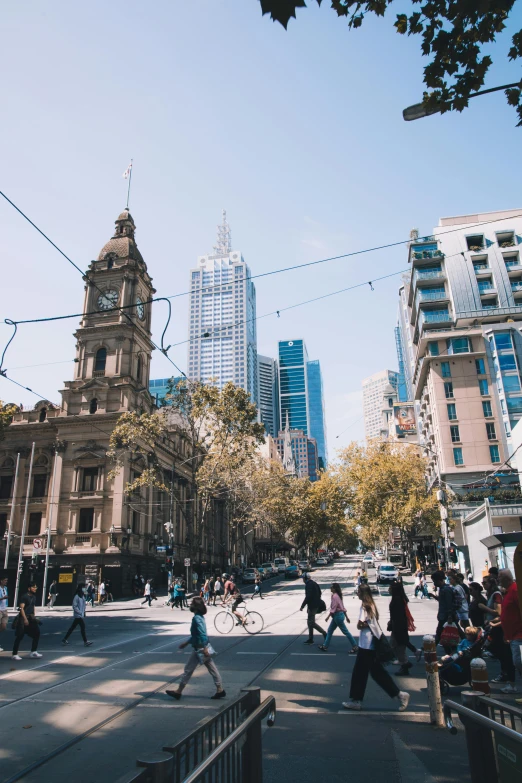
<box><xmin>0</xmin><ymin>401</ymin><xmax>17</xmax><ymax>441</ymax></box>
<box><xmin>334</xmin><ymin>440</ymin><xmax>439</xmax><ymax>550</ymax></box>
<box><xmin>259</xmin><ymin>1</ymin><xmax>522</xmax><ymax>125</ymax></box>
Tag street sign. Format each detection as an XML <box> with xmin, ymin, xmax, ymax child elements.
<box><xmin>32</xmin><ymin>538</ymin><xmax>42</xmax><ymax>550</ymax></box>
<box><xmin>58</xmin><ymin>573</ymin><xmax>73</xmax><ymax>583</ymax></box>
<box><xmin>156</xmin><ymin>545</ymin><xmax>167</xmax><ymax>552</ymax></box>
<box><xmin>184</xmin><ymin>558</ymin><xmax>190</xmax><ymax>567</ymax></box>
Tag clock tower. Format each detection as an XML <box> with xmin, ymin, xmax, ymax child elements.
<box><xmin>61</xmin><ymin>210</ymin><xmax>156</xmax><ymax>416</ymax></box>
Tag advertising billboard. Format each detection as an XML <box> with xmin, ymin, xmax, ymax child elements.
<box><xmin>394</xmin><ymin>404</ymin><xmax>416</xmax><ymax>435</ymax></box>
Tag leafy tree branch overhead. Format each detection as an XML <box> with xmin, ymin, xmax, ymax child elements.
<box><xmin>259</xmin><ymin>1</ymin><xmax>522</xmax><ymax>125</ymax></box>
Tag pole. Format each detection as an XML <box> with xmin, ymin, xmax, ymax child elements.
<box><xmin>41</xmin><ymin>448</ymin><xmax>59</xmax><ymax>607</ymax></box>
<box><xmin>126</xmin><ymin>159</ymin><xmax>133</xmax><ymax>210</ymax></box>
<box><xmin>14</xmin><ymin>442</ymin><xmax>35</xmax><ymax>608</ymax></box>
<box><xmin>423</xmin><ymin>634</ymin><xmax>444</xmax><ymax>726</ymax></box>
<box><xmin>4</xmin><ymin>452</ymin><xmax>20</xmax><ymax>569</ymax></box>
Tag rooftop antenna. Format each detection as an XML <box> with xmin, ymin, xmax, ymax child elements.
<box><xmin>213</xmin><ymin>209</ymin><xmax>232</xmax><ymax>256</ymax></box>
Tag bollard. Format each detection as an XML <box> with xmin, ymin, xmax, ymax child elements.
<box><xmin>470</xmin><ymin>657</ymin><xmax>490</xmax><ymax>695</ymax></box>
<box><xmin>423</xmin><ymin>634</ymin><xmax>444</xmax><ymax>726</ymax></box>
<box><xmin>136</xmin><ymin>751</ymin><xmax>174</xmax><ymax>783</ymax></box>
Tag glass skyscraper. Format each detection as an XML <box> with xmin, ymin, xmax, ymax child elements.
<box><xmin>278</xmin><ymin>339</ymin><xmax>328</xmax><ymax>467</ymax></box>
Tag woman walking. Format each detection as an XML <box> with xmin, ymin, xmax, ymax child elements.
<box><xmin>468</xmin><ymin>582</ymin><xmax>487</xmax><ymax>628</ymax></box>
<box><xmin>319</xmin><ymin>583</ymin><xmax>357</xmax><ymax>652</ymax></box>
<box><xmin>166</xmin><ymin>597</ymin><xmax>225</xmax><ymax>701</ymax></box>
<box><xmin>62</xmin><ymin>585</ymin><xmax>93</xmax><ymax>647</ymax></box>
<box><xmin>388</xmin><ymin>581</ymin><xmax>412</xmax><ymax>676</ymax></box>
<box><xmin>343</xmin><ymin>584</ymin><xmax>410</xmax><ymax>711</ymax></box>
<box><xmin>203</xmin><ymin>578</ymin><xmax>211</xmax><ymax>605</ymax></box>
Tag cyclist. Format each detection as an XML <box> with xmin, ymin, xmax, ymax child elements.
<box><xmin>222</xmin><ymin>574</ymin><xmax>245</xmax><ymax>626</ymax></box>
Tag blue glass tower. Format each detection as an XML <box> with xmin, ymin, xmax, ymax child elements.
<box><xmin>306</xmin><ymin>360</ymin><xmax>328</xmax><ymax>469</ymax></box>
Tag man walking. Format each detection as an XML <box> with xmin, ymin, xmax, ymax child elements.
<box><xmin>252</xmin><ymin>572</ymin><xmax>264</xmax><ymax>600</ymax></box>
<box><xmin>142</xmin><ymin>579</ymin><xmax>152</xmax><ymax>607</ymax></box>
<box><xmin>300</xmin><ymin>572</ymin><xmax>326</xmax><ymax>645</ymax></box>
<box><xmin>431</xmin><ymin>571</ymin><xmax>455</xmax><ymax>645</ymax></box>
<box><xmin>12</xmin><ymin>583</ymin><xmax>42</xmax><ymax>660</ymax></box>
<box><xmin>62</xmin><ymin>585</ymin><xmax>93</xmax><ymax>647</ymax></box>
<box><xmin>0</xmin><ymin>574</ymin><xmax>8</xmax><ymax>652</ymax></box>
<box><xmin>47</xmin><ymin>580</ymin><xmax>58</xmax><ymax>608</ymax></box>
<box><xmin>99</xmin><ymin>580</ymin><xmax>106</xmax><ymax>605</ymax></box>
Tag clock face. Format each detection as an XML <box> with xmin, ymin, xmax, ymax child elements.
<box><xmin>136</xmin><ymin>296</ymin><xmax>145</xmax><ymax>320</ymax></box>
<box><xmin>97</xmin><ymin>290</ymin><xmax>119</xmax><ymax>311</ymax></box>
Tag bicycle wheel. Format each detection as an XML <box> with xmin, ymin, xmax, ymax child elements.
<box><xmin>243</xmin><ymin>610</ymin><xmax>264</xmax><ymax>635</ymax></box>
<box><xmin>214</xmin><ymin>611</ymin><xmax>234</xmax><ymax>634</ymax></box>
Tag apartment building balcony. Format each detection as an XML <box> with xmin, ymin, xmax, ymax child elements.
<box><xmin>417</xmin><ymin>289</ymin><xmax>448</xmax><ymax>304</ymax></box>
<box><xmin>419</xmin><ymin>308</ymin><xmax>452</xmax><ymax>329</ymax></box>
<box><xmin>511</xmin><ymin>281</ymin><xmax>522</xmax><ymax>293</ymax></box>
<box><xmin>478</xmin><ymin>284</ymin><xmax>497</xmax><ymax>296</ymax></box>
<box><xmin>412</xmin><ymin>249</ymin><xmax>444</xmax><ymax>262</ymax></box>
<box><xmin>413</xmin><ymin>268</ymin><xmax>447</xmax><ymax>286</ymax></box>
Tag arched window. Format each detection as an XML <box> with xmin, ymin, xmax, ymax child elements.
<box><xmin>39</xmin><ymin>407</ymin><xmax>47</xmax><ymax>423</ymax></box>
<box><xmin>94</xmin><ymin>347</ymin><xmax>107</xmax><ymax>373</ymax></box>
<box><xmin>388</xmin><ymin>398</ymin><xmax>394</xmax><ymax>408</ymax></box>
<box><xmin>89</xmin><ymin>398</ymin><xmax>98</xmax><ymax>415</ymax></box>
<box><xmin>107</xmin><ymin>258</ymin><xmax>113</xmax><ymax>269</ymax></box>
<box><xmin>137</xmin><ymin>354</ymin><xmax>142</xmax><ymax>382</ymax></box>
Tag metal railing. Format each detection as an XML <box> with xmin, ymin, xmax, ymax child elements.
<box><xmin>114</xmin><ymin>687</ymin><xmax>275</xmax><ymax>783</ymax></box>
<box><xmin>444</xmin><ymin>692</ymin><xmax>522</xmax><ymax>783</ymax></box>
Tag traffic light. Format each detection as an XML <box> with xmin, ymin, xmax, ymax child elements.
<box><xmin>448</xmin><ymin>545</ymin><xmax>458</xmax><ymax>563</ymax></box>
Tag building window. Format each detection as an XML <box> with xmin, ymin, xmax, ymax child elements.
<box><xmin>499</xmin><ymin>354</ymin><xmax>517</xmax><ymax>371</ymax></box>
<box><xmin>132</xmin><ymin>510</ymin><xmax>140</xmax><ymax>533</ymax></box>
<box><xmin>0</xmin><ymin>513</ymin><xmax>6</xmax><ymax>539</ymax></box>
<box><xmin>503</xmin><ymin>375</ymin><xmax>521</xmax><ymax>393</ymax></box>
<box><xmin>479</xmin><ymin>379</ymin><xmax>489</xmax><ymax>395</ymax></box>
<box><xmin>450</xmin><ymin>425</ymin><xmax>460</xmax><ymax>443</ymax></box>
<box><xmin>137</xmin><ymin>354</ymin><xmax>142</xmax><ymax>382</ymax></box>
<box><xmin>32</xmin><ymin>474</ymin><xmax>47</xmax><ymax>498</ymax></box>
<box><xmin>0</xmin><ymin>475</ymin><xmax>13</xmax><ymax>499</ymax></box>
<box><xmin>82</xmin><ymin>468</ymin><xmax>98</xmax><ymax>492</ymax></box>
<box><xmin>495</xmin><ymin>333</ymin><xmax>513</xmax><ymax>351</ymax></box>
<box><xmin>39</xmin><ymin>407</ymin><xmax>47</xmax><ymax>423</ymax></box>
<box><xmin>475</xmin><ymin>358</ymin><xmax>486</xmax><ymax>375</ymax></box>
<box><xmin>94</xmin><ymin>348</ymin><xmax>107</xmax><ymax>372</ymax></box>
<box><xmin>447</xmin><ymin>337</ymin><xmax>471</xmax><ymax>355</ymax></box>
<box><xmin>489</xmin><ymin>445</ymin><xmax>500</xmax><ymax>464</ymax></box>
<box><xmin>89</xmin><ymin>398</ymin><xmax>98</xmax><ymax>414</ymax></box>
<box><xmin>486</xmin><ymin>422</ymin><xmax>497</xmax><ymax>440</ymax></box>
<box><xmin>453</xmin><ymin>448</ymin><xmax>464</xmax><ymax>466</ymax></box>
<box><xmin>428</xmin><ymin>342</ymin><xmax>439</xmax><ymax>356</ymax></box>
<box><xmin>444</xmin><ymin>382</ymin><xmax>454</xmax><ymax>399</ymax></box>
<box><xmin>28</xmin><ymin>512</ymin><xmax>42</xmax><ymax>535</ymax></box>
<box><xmin>79</xmin><ymin>508</ymin><xmax>94</xmax><ymax>533</ymax></box>
<box><xmin>447</xmin><ymin>403</ymin><xmax>457</xmax><ymax>421</ymax></box>
<box><xmin>482</xmin><ymin>401</ymin><xmax>493</xmax><ymax>417</ymax></box>
<box><xmin>441</xmin><ymin>361</ymin><xmax>451</xmax><ymax>378</ymax></box>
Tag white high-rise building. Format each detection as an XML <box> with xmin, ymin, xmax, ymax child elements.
<box><xmin>257</xmin><ymin>355</ymin><xmax>279</xmax><ymax>436</ymax></box>
<box><xmin>362</xmin><ymin>369</ymin><xmax>400</xmax><ymax>441</ymax></box>
<box><xmin>187</xmin><ymin>211</ymin><xmax>258</xmax><ymax>401</ymax></box>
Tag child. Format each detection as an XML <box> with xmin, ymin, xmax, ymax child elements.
<box><xmin>439</xmin><ymin>626</ymin><xmax>480</xmax><ymax>673</ymax></box>
<box><xmin>166</xmin><ymin>597</ymin><xmax>225</xmax><ymax>701</ymax></box>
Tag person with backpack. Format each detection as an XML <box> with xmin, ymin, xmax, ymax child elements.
<box><xmin>300</xmin><ymin>573</ymin><xmax>327</xmax><ymax>645</ymax></box>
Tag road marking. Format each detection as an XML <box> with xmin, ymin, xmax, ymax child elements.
<box><xmin>337</xmin><ymin>711</ymin><xmax>429</xmax><ymax>717</ymax></box>
<box><xmin>278</xmin><ymin>707</ymin><xmax>320</xmax><ymax>713</ymax></box>
<box><xmin>236</xmin><ymin>652</ymin><xmax>276</xmax><ymax>655</ymax></box>
<box><xmin>291</xmin><ymin>653</ymin><xmax>336</xmax><ymax>656</ymax></box>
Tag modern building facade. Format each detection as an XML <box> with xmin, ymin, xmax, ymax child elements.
<box><xmin>277</xmin><ymin>339</ymin><xmax>328</xmax><ymax>467</ymax></box>
<box><xmin>257</xmin><ymin>355</ymin><xmax>279</xmax><ymax>437</ymax></box>
<box><xmin>149</xmin><ymin>377</ymin><xmax>183</xmax><ymax>407</ymax></box>
<box><xmin>187</xmin><ymin>211</ymin><xmax>258</xmax><ymax>403</ymax></box>
<box><xmin>405</xmin><ymin>208</ymin><xmax>522</xmax><ymax>491</ymax></box>
<box><xmin>362</xmin><ymin>370</ymin><xmax>400</xmax><ymax>441</ymax></box>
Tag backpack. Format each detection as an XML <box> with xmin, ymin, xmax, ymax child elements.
<box><xmin>452</xmin><ymin>585</ymin><xmax>464</xmax><ymax>610</ymax></box>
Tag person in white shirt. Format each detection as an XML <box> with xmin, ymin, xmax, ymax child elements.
<box><xmin>343</xmin><ymin>584</ymin><xmax>410</xmax><ymax>712</ymax></box>
<box><xmin>142</xmin><ymin>579</ymin><xmax>152</xmax><ymax>607</ymax></box>
<box><xmin>0</xmin><ymin>575</ymin><xmax>9</xmax><ymax>652</ymax></box>
<box><xmin>99</xmin><ymin>581</ymin><xmax>106</xmax><ymax>605</ymax></box>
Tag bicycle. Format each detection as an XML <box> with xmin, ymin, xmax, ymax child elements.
<box><xmin>214</xmin><ymin>600</ymin><xmax>264</xmax><ymax>635</ymax></box>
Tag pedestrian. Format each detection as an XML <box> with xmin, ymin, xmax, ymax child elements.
<box><xmin>214</xmin><ymin>576</ymin><xmax>223</xmax><ymax>605</ymax></box>
<box><xmin>0</xmin><ymin>574</ymin><xmax>8</xmax><ymax>653</ymax></box>
<box><xmin>300</xmin><ymin>572</ymin><xmax>327</xmax><ymax>645</ymax></box>
<box><xmin>342</xmin><ymin>584</ymin><xmax>410</xmax><ymax>712</ymax></box>
<box><xmin>430</xmin><ymin>570</ymin><xmax>456</xmax><ymax>646</ymax></box>
<box><xmin>252</xmin><ymin>573</ymin><xmax>264</xmax><ymax>600</ymax></box>
<box><xmin>319</xmin><ymin>582</ymin><xmax>357</xmax><ymax>652</ymax></box>
<box><xmin>105</xmin><ymin>579</ymin><xmax>113</xmax><ymax>602</ymax></box>
<box><xmin>223</xmin><ymin>574</ymin><xmax>245</xmax><ymax>625</ymax></box>
<box><xmin>203</xmin><ymin>578</ymin><xmax>210</xmax><ymax>605</ymax></box>
<box><xmin>86</xmin><ymin>581</ymin><xmax>95</xmax><ymax>607</ymax></box>
<box><xmin>209</xmin><ymin>576</ymin><xmax>216</xmax><ymax>606</ymax></box>
<box><xmin>388</xmin><ymin>581</ymin><xmax>413</xmax><ymax>676</ymax></box>
<box><xmin>448</xmin><ymin>571</ymin><xmax>469</xmax><ymax>637</ymax></box>
<box><xmin>181</xmin><ymin>579</ymin><xmax>189</xmax><ymax>607</ymax></box>
<box><xmin>46</xmin><ymin>580</ymin><xmax>59</xmax><ymax>608</ymax></box>
<box><xmin>99</xmin><ymin>580</ymin><xmax>106</xmax><ymax>605</ymax></box>
<box><xmin>497</xmin><ymin>568</ymin><xmax>522</xmax><ymax>693</ymax></box>
<box><xmin>166</xmin><ymin>597</ymin><xmax>226</xmax><ymax>701</ymax></box>
<box><xmin>142</xmin><ymin>579</ymin><xmax>152</xmax><ymax>607</ymax></box>
<box><xmin>12</xmin><ymin>583</ymin><xmax>42</xmax><ymax>660</ymax></box>
<box><xmin>62</xmin><ymin>585</ymin><xmax>93</xmax><ymax>647</ymax></box>
<box><xmin>468</xmin><ymin>582</ymin><xmax>487</xmax><ymax>628</ymax></box>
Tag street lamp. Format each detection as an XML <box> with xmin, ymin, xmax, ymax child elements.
<box><xmin>403</xmin><ymin>81</ymin><xmax>522</xmax><ymax>122</ymax></box>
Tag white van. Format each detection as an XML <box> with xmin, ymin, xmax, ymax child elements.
<box><xmin>274</xmin><ymin>557</ymin><xmax>290</xmax><ymax>573</ymax></box>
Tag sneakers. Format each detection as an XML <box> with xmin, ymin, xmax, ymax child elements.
<box><xmin>303</xmin><ymin>640</ymin><xmax>314</xmax><ymax>645</ymax></box>
<box><xmin>318</xmin><ymin>645</ymin><xmax>329</xmax><ymax>651</ymax></box>
<box><xmin>492</xmin><ymin>674</ymin><xmax>508</xmax><ymax>683</ymax></box>
<box><xmin>84</xmin><ymin>641</ymin><xmax>93</xmax><ymax>647</ymax></box>
<box><xmin>501</xmin><ymin>684</ymin><xmax>518</xmax><ymax>694</ymax></box>
<box><xmin>12</xmin><ymin>654</ymin><xmax>22</xmax><ymax>661</ymax></box>
<box><xmin>211</xmin><ymin>690</ymin><xmax>227</xmax><ymax>699</ymax></box>
<box><xmin>29</xmin><ymin>652</ymin><xmax>43</xmax><ymax>659</ymax></box>
<box><xmin>342</xmin><ymin>700</ymin><xmax>362</xmax><ymax>710</ymax></box>
<box><xmin>398</xmin><ymin>691</ymin><xmax>410</xmax><ymax>711</ymax></box>
<box><xmin>166</xmin><ymin>689</ymin><xmax>182</xmax><ymax>700</ymax></box>
<box><xmin>62</xmin><ymin>639</ymin><xmax>69</xmax><ymax>645</ymax></box>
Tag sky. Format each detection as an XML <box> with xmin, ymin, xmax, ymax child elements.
<box><xmin>0</xmin><ymin>1</ymin><xmax>521</xmax><ymax>460</ymax></box>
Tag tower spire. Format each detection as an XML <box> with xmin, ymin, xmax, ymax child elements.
<box><xmin>213</xmin><ymin>209</ymin><xmax>232</xmax><ymax>256</ymax></box>
<box><xmin>283</xmin><ymin>411</ymin><xmax>296</xmax><ymax>476</ymax></box>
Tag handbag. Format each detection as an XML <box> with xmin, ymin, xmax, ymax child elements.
<box><xmin>317</xmin><ymin>599</ymin><xmax>327</xmax><ymax>613</ymax></box>
<box><xmin>440</xmin><ymin>622</ymin><xmax>460</xmax><ymax>648</ymax></box>
<box><xmin>196</xmin><ymin>644</ymin><xmax>216</xmax><ymax>664</ymax></box>
<box><xmin>405</xmin><ymin>603</ymin><xmax>416</xmax><ymax>633</ymax></box>
<box><xmin>374</xmin><ymin>622</ymin><xmax>395</xmax><ymax>664</ymax></box>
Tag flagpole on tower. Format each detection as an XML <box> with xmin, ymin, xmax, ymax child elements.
<box><xmin>123</xmin><ymin>159</ymin><xmax>133</xmax><ymax>209</ymax></box>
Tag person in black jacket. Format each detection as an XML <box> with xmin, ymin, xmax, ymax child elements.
<box><xmin>300</xmin><ymin>573</ymin><xmax>327</xmax><ymax>645</ymax></box>
<box><xmin>388</xmin><ymin>581</ymin><xmax>412</xmax><ymax>676</ymax></box>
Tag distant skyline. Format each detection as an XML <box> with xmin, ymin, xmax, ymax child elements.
<box><xmin>1</xmin><ymin>1</ymin><xmax>521</xmax><ymax>461</ymax></box>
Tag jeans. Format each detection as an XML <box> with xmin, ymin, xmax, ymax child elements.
<box><xmin>64</xmin><ymin>617</ymin><xmax>87</xmax><ymax>643</ymax></box>
<box><xmin>349</xmin><ymin>648</ymin><xmax>400</xmax><ymax>702</ymax></box>
<box><xmin>180</xmin><ymin>649</ymin><xmax>222</xmax><ymax>691</ymax></box>
<box><xmin>307</xmin><ymin>609</ymin><xmax>326</xmax><ymax>641</ymax></box>
<box><xmin>13</xmin><ymin>620</ymin><xmax>40</xmax><ymax>655</ymax></box>
<box><xmin>323</xmin><ymin>612</ymin><xmax>356</xmax><ymax>648</ymax></box>
<box><xmin>142</xmin><ymin>595</ymin><xmax>152</xmax><ymax>606</ymax></box>
<box><xmin>48</xmin><ymin>594</ymin><xmax>58</xmax><ymax>608</ymax></box>
<box><xmin>510</xmin><ymin>639</ymin><xmax>522</xmax><ymax>673</ymax></box>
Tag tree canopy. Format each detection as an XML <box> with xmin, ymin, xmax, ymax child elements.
<box><xmin>259</xmin><ymin>1</ymin><xmax>522</xmax><ymax>125</ymax></box>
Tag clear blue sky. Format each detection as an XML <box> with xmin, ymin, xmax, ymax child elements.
<box><xmin>1</xmin><ymin>1</ymin><xmax>521</xmax><ymax>457</ymax></box>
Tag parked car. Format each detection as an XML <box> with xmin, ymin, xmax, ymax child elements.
<box><xmin>274</xmin><ymin>557</ymin><xmax>290</xmax><ymax>573</ymax></box>
<box><xmin>298</xmin><ymin>560</ymin><xmax>311</xmax><ymax>572</ymax></box>
<box><xmin>376</xmin><ymin>563</ymin><xmax>399</xmax><ymax>584</ymax></box>
<box><xmin>242</xmin><ymin>569</ymin><xmax>257</xmax><ymax>584</ymax></box>
<box><xmin>285</xmin><ymin>564</ymin><xmax>302</xmax><ymax>579</ymax></box>
<box><xmin>362</xmin><ymin>554</ymin><xmax>374</xmax><ymax>568</ymax></box>
<box><xmin>261</xmin><ymin>562</ymin><xmax>277</xmax><ymax>576</ymax></box>
<box><xmin>316</xmin><ymin>557</ymin><xmax>328</xmax><ymax>567</ymax></box>
<box><xmin>374</xmin><ymin>551</ymin><xmax>384</xmax><ymax>561</ymax></box>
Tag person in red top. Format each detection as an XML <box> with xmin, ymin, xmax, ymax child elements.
<box><xmin>499</xmin><ymin>569</ymin><xmax>522</xmax><ymax>688</ymax></box>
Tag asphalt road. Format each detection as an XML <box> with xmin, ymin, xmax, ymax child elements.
<box><xmin>0</xmin><ymin>556</ymin><xmax>507</xmax><ymax>782</ymax></box>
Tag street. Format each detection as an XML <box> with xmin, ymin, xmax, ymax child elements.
<box><xmin>0</xmin><ymin>555</ymin><xmax>484</xmax><ymax>783</ymax></box>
